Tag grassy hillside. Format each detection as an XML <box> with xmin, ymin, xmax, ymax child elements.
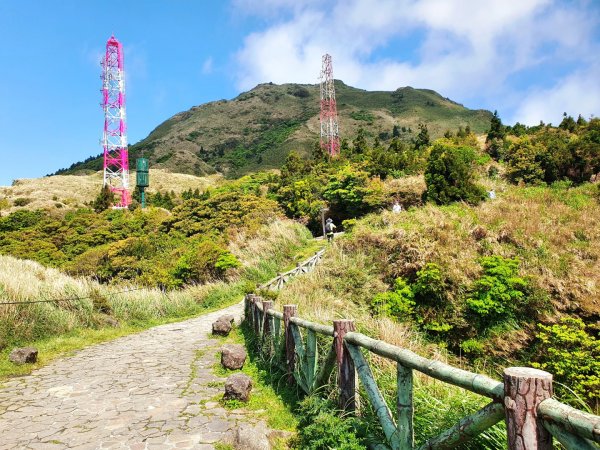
<box><xmin>0</xmin><ymin>218</ymin><xmax>313</xmax><ymax>374</ymax></box>
<box><xmin>55</xmin><ymin>81</ymin><xmax>492</xmax><ymax>178</ymax></box>
<box><xmin>276</xmin><ymin>180</ymin><xmax>599</xmax><ymax>410</ymax></box>
<box><xmin>0</xmin><ymin>169</ymin><xmax>222</xmax><ymax>215</ymax></box>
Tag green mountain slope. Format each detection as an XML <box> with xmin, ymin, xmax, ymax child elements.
<box><xmin>56</xmin><ymin>81</ymin><xmax>492</xmax><ymax>177</ymax></box>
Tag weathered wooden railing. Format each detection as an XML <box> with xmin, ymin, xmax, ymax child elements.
<box><xmin>259</xmin><ymin>249</ymin><xmax>325</xmax><ymax>291</ymax></box>
<box><xmin>244</xmin><ymin>296</ymin><xmax>600</xmax><ymax>450</ymax></box>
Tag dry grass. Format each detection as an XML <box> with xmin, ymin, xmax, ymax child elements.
<box><xmin>338</xmin><ymin>179</ymin><xmax>600</xmax><ymax>318</ymax></box>
<box><xmin>0</xmin><ymin>170</ymin><xmax>222</xmax><ymax>214</ymax></box>
<box><xmin>228</xmin><ymin>219</ymin><xmax>313</xmax><ymax>268</ymax></box>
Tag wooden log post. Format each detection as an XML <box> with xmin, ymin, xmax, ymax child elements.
<box><xmin>262</xmin><ymin>300</ymin><xmax>274</xmax><ymax>357</ymax></box>
<box><xmin>247</xmin><ymin>294</ymin><xmax>256</xmax><ymax>329</ymax></box>
<box><xmin>283</xmin><ymin>305</ymin><xmax>298</xmax><ymax>382</ymax></box>
<box><xmin>504</xmin><ymin>367</ymin><xmax>553</xmax><ymax>450</ymax></box>
<box><xmin>397</xmin><ymin>363</ymin><xmax>414</xmax><ymax>449</ymax></box>
<box><xmin>245</xmin><ymin>294</ymin><xmax>256</xmax><ymax>327</ymax></box>
<box><xmin>253</xmin><ymin>295</ymin><xmax>263</xmax><ymax>337</ymax></box>
<box><xmin>334</xmin><ymin>319</ymin><xmax>356</xmax><ymax>413</ymax></box>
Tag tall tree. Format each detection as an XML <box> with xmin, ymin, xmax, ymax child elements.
<box><xmin>414</xmin><ymin>123</ymin><xmax>430</xmax><ymax>150</ymax></box>
<box><xmin>93</xmin><ymin>185</ymin><xmax>114</xmax><ymax>212</ymax></box>
<box><xmin>486</xmin><ymin>110</ymin><xmax>505</xmax><ymax>142</ymax></box>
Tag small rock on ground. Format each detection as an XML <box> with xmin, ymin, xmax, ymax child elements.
<box><xmin>212</xmin><ymin>318</ymin><xmax>232</xmax><ymax>336</ymax></box>
<box><xmin>224</xmin><ymin>373</ymin><xmax>253</xmax><ymax>402</ymax></box>
<box><xmin>221</xmin><ymin>344</ymin><xmax>247</xmax><ymax>370</ymax></box>
<box><xmin>234</xmin><ymin>421</ymin><xmax>271</xmax><ymax>450</ymax></box>
<box><xmin>9</xmin><ymin>347</ymin><xmax>38</xmax><ymax>364</ymax></box>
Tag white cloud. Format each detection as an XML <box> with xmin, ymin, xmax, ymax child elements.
<box><xmin>512</xmin><ymin>64</ymin><xmax>600</xmax><ymax>125</ymax></box>
<box><xmin>232</xmin><ymin>0</ymin><xmax>599</xmax><ymax>123</ymax></box>
<box><xmin>202</xmin><ymin>57</ymin><xmax>214</xmax><ymax>75</ymax></box>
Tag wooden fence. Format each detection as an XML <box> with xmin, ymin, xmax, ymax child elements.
<box><xmin>259</xmin><ymin>249</ymin><xmax>325</xmax><ymax>291</ymax></box>
<box><xmin>243</xmin><ymin>295</ymin><xmax>600</xmax><ymax>449</ymax></box>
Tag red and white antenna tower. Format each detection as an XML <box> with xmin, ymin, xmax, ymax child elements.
<box><xmin>101</xmin><ymin>35</ymin><xmax>131</xmax><ymax>208</ymax></box>
<box><xmin>319</xmin><ymin>54</ymin><xmax>340</xmax><ymax>157</ymax></box>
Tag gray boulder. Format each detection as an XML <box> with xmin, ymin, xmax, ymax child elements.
<box><xmin>221</xmin><ymin>344</ymin><xmax>247</xmax><ymax>370</ymax></box>
<box><xmin>219</xmin><ymin>314</ymin><xmax>235</xmax><ymax>324</ymax></box>
<box><xmin>233</xmin><ymin>422</ymin><xmax>271</xmax><ymax>450</ymax></box>
<box><xmin>9</xmin><ymin>347</ymin><xmax>38</xmax><ymax>364</ymax></box>
<box><xmin>212</xmin><ymin>318</ymin><xmax>232</xmax><ymax>336</ymax></box>
<box><xmin>224</xmin><ymin>373</ymin><xmax>252</xmax><ymax>402</ymax></box>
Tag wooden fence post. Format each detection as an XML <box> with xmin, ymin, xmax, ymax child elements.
<box><xmin>334</xmin><ymin>319</ymin><xmax>356</xmax><ymax>413</ymax></box>
<box><xmin>262</xmin><ymin>300</ymin><xmax>273</xmax><ymax>356</ymax></box>
<box><xmin>504</xmin><ymin>367</ymin><xmax>553</xmax><ymax>450</ymax></box>
<box><xmin>283</xmin><ymin>305</ymin><xmax>298</xmax><ymax>382</ymax></box>
<box><xmin>247</xmin><ymin>294</ymin><xmax>255</xmax><ymax>329</ymax></box>
<box><xmin>245</xmin><ymin>294</ymin><xmax>256</xmax><ymax>325</ymax></box>
<box><xmin>253</xmin><ymin>295</ymin><xmax>263</xmax><ymax>337</ymax></box>
<box><xmin>397</xmin><ymin>363</ymin><xmax>414</xmax><ymax>449</ymax></box>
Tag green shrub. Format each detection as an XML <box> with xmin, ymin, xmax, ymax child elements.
<box><xmin>372</xmin><ymin>277</ymin><xmax>415</xmax><ymax>320</ymax></box>
<box><xmin>92</xmin><ymin>185</ymin><xmax>114</xmax><ymax>212</ymax></box>
<box><xmin>0</xmin><ymin>209</ymin><xmax>44</xmax><ymax>231</ymax></box>
<box><xmin>172</xmin><ymin>240</ymin><xmax>234</xmax><ymax>285</ymax></box>
<box><xmin>533</xmin><ymin>318</ymin><xmax>600</xmax><ymax>410</ymax></box>
<box><xmin>466</xmin><ymin>256</ymin><xmax>528</xmax><ymax>328</ymax></box>
<box><xmin>505</xmin><ymin>139</ymin><xmax>546</xmax><ymax>184</ymax></box>
<box><xmin>342</xmin><ymin>218</ymin><xmax>357</xmax><ymax>232</ymax></box>
<box><xmin>13</xmin><ymin>197</ymin><xmax>32</xmax><ymax>207</ymax></box>
<box><xmin>215</xmin><ymin>253</ymin><xmax>240</xmax><ymax>271</ymax></box>
<box><xmin>424</xmin><ymin>141</ymin><xmax>486</xmax><ymax>205</ymax></box>
<box><xmin>412</xmin><ymin>263</ymin><xmax>447</xmax><ymax>306</ymax></box>
<box><xmin>460</xmin><ymin>338</ymin><xmax>485</xmax><ymax>356</ymax></box>
<box><xmin>323</xmin><ymin>165</ymin><xmax>378</xmax><ymax>218</ymax></box>
<box><xmin>293</xmin><ymin>396</ymin><xmax>365</xmax><ymax>450</ymax></box>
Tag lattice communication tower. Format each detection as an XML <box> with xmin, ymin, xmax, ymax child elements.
<box><xmin>101</xmin><ymin>35</ymin><xmax>131</xmax><ymax>208</ymax></box>
<box><xmin>319</xmin><ymin>54</ymin><xmax>340</xmax><ymax>157</ymax></box>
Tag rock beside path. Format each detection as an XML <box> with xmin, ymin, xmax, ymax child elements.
<box><xmin>212</xmin><ymin>314</ymin><xmax>235</xmax><ymax>336</ymax></box>
<box><xmin>233</xmin><ymin>421</ymin><xmax>271</xmax><ymax>450</ymax></box>
<box><xmin>9</xmin><ymin>347</ymin><xmax>38</xmax><ymax>364</ymax></box>
<box><xmin>221</xmin><ymin>344</ymin><xmax>247</xmax><ymax>370</ymax></box>
<box><xmin>224</xmin><ymin>373</ymin><xmax>252</xmax><ymax>402</ymax></box>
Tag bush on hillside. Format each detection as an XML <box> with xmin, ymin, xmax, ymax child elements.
<box><xmin>0</xmin><ymin>209</ymin><xmax>44</xmax><ymax>232</ymax></box>
<box><xmin>505</xmin><ymin>138</ymin><xmax>547</xmax><ymax>184</ymax></box>
<box><xmin>466</xmin><ymin>256</ymin><xmax>528</xmax><ymax>329</ymax></box>
<box><xmin>424</xmin><ymin>141</ymin><xmax>486</xmax><ymax>205</ymax></box>
<box><xmin>533</xmin><ymin>317</ymin><xmax>600</xmax><ymax>410</ymax></box>
<box><xmin>165</xmin><ymin>192</ymin><xmax>282</xmax><ymax>237</ymax></box>
<box><xmin>323</xmin><ymin>165</ymin><xmax>386</xmax><ymax>219</ymax></box>
<box><xmin>372</xmin><ymin>277</ymin><xmax>415</xmax><ymax>319</ymax></box>
<box><xmin>292</xmin><ymin>396</ymin><xmax>366</xmax><ymax>450</ymax></box>
<box><xmin>172</xmin><ymin>239</ymin><xmax>238</xmax><ymax>286</ymax></box>
<box><xmin>93</xmin><ymin>185</ymin><xmax>114</xmax><ymax>212</ymax></box>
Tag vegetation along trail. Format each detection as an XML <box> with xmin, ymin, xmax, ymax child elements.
<box><xmin>0</xmin><ymin>302</ymin><xmax>258</xmax><ymax>450</ymax></box>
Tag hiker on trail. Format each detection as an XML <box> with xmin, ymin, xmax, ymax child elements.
<box><xmin>325</xmin><ymin>218</ymin><xmax>336</xmax><ymax>242</ymax></box>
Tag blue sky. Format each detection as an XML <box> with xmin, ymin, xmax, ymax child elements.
<box><xmin>0</xmin><ymin>0</ymin><xmax>599</xmax><ymax>186</ymax></box>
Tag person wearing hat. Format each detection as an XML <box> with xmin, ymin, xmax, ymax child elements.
<box><xmin>325</xmin><ymin>218</ymin><xmax>337</xmax><ymax>242</ymax></box>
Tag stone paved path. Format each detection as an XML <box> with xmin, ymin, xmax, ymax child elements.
<box><xmin>0</xmin><ymin>301</ymin><xmax>260</xmax><ymax>450</ymax></box>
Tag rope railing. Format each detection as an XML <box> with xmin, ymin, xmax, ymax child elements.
<box><xmin>244</xmin><ymin>295</ymin><xmax>600</xmax><ymax>449</ymax></box>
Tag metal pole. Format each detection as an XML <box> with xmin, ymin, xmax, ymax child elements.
<box><xmin>321</xmin><ymin>207</ymin><xmax>328</xmax><ymax>238</ymax></box>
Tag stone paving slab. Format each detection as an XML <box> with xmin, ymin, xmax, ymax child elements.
<box><xmin>0</xmin><ymin>302</ymin><xmax>255</xmax><ymax>450</ymax></box>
